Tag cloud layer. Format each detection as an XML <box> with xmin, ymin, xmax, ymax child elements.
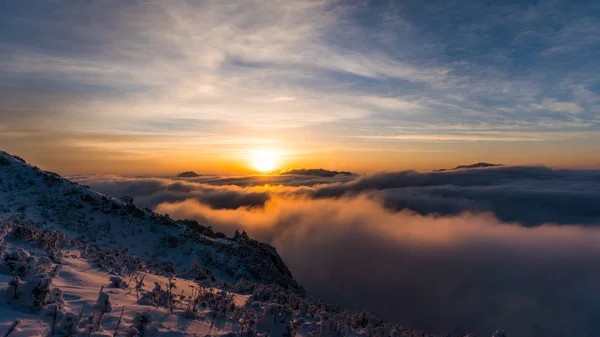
<box><xmin>73</xmin><ymin>166</ymin><xmax>600</xmax><ymax>336</ymax></box>
<box><xmin>75</xmin><ymin>165</ymin><xmax>600</xmax><ymax>225</ymax></box>
<box><xmin>156</xmin><ymin>196</ymin><xmax>600</xmax><ymax>336</ymax></box>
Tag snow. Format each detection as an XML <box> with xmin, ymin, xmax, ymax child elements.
<box><xmin>0</xmin><ymin>236</ymin><xmax>243</xmax><ymax>336</ymax></box>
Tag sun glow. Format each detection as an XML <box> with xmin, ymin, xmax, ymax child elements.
<box><xmin>249</xmin><ymin>149</ymin><xmax>280</xmax><ymax>173</ymax></box>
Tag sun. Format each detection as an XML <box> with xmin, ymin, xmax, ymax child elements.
<box><xmin>249</xmin><ymin>149</ymin><xmax>280</xmax><ymax>173</ymax></box>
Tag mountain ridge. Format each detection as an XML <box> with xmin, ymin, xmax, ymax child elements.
<box><xmin>177</xmin><ymin>171</ymin><xmax>201</xmax><ymax>178</ymax></box>
<box><xmin>434</xmin><ymin>162</ymin><xmax>503</xmax><ymax>172</ymax></box>
<box><xmin>279</xmin><ymin>168</ymin><xmax>354</xmax><ymax>177</ymax></box>
<box><xmin>0</xmin><ymin>150</ymin><xmax>303</xmax><ymax>293</ymax></box>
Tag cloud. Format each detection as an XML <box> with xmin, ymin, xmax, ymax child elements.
<box><xmin>531</xmin><ymin>98</ymin><xmax>583</xmax><ymax>114</ymax></box>
<box><xmin>73</xmin><ymin>176</ymin><xmax>271</xmax><ymax>210</ymax></box>
<box><xmin>359</xmin><ymin>96</ymin><xmax>423</xmax><ymax>111</ymax></box>
<box><xmin>71</xmin><ymin>172</ymin><xmax>355</xmax><ymax>211</ymax></box>
<box><xmin>309</xmin><ymin>166</ymin><xmax>600</xmax><ymax>225</ymax></box>
<box><xmin>74</xmin><ymin>166</ymin><xmax>600</xmax><ymax>226</ymax></box>
<box><xmin>351</xmin><ymin>133</ymin><xmax>549</xmax><ymax>142</ymax></box>
<box><xmin>155</xmin><ymin>195</ymin><xmax>600</xmax><ymax>336</ymax></box>
<box><xmin>541</xmin><ymin>17</ymin><xmax>600</xmax><ymax>56</ymax></box>
<box><xmin>72</xmin><ymin>166</ymin><xmax>600</xmax><ymax>335</ymax></box>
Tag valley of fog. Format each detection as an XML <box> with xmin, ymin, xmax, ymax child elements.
<box><xmin>72</xmin><ymin>166</ymin><xmax>600</xmax><ymax>336</ymax></box>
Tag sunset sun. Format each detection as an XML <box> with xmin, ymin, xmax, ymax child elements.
<box><xmin>249</xmin><ymin>149</ymin><xmax>280</xmax><ymax>173</ymax></box>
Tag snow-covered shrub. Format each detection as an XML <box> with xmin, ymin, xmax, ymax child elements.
<box><xmin>181</xmin><ymin>259</ymin><xmax>217</xmax><ymax>282</ymax></box>
<box><xmin>35</xmin><ymin>255</ymin><xmax>53</xmax><ymax>275</ymax></box>
<box><xmin>40</xmin><ymin>303</ymin><xmax>65</xmax><ymax>336</ymax></box>
<box><xmin>5</xmin><ymin>276</ymin><xmax>59</xmax><ymax>312</ymax></box>
<box><xmin>283</xmin><ymin>320</ymin><xmax>296</xmax><ymax>337</ymax></box>
<box><xmin>139</xmin><ymin>282</ymin><xmax>169</xmax><ymax>308</ymax></box>
<box><xmin>124</xmin><ymin>326</ymin><xmax>140</xmax><ymax>337</ymax></box>
<box><xmin>4</xmin><ymin>248</ymin><xmax>31</xmax><ymax>262</ymax></box>
<box><xmin>9</xmin><ymin>275</ymin><xmax>21</xmax><ymax>299</ymax></box>
<box><xmin>233</xmin><ymin>278</ymin><xmax>256</xmax><ymax>294</ymax></box>
<box><xmin>50</xmin><ymin>264</ymin><xmax>62</xmax><ymax>278</ymax></box>
<box><xmin>134</xmin><ymin>273</ymin><xmax>147</xmax><ymax>304</ymax></box>
<box><xmin>10</xmin><ymin>222</ymin><xmax>70</xmax><ymax>250</ymax></box>
<box><xmin>0</xmin><ymin>248</ymin><xmax>36</xmax><ymax>279</ymax></box>
<box><xmin>237</xmin><ymin>310</ymin><xmax>258</xmax><ymax>337</ymax></box>
<box><xmin>138</xmin><ymin>280</ymin><xmax>185</xmax><ymax>312</ymax></box>
<box><xmin>0</xmin><ymin>229</ymin><xmax>7</xmax><ymax>258</ymax></box>
<box><xmin>254</xmin><ymin>303</ymin><xmax>296</xmax><ymax>336</ymax></box>
<box><xmin>31</xmin><ymin>278</ymin><xmax>55</xmax><ymax>311</ymax></box>
<box><xmin>89</xmin><ymin>248</ymin><xmax>144</xmax><ymax>275</ymax></box>
<box><xmin>167</xmin><ymin>277</ymin><xmax>178</xmax><ymax>314</ymax></box>
<box><xmin>55</xmin><ymin>312</ymin><xmax>79</xmax><ymax>336</ymax></box>
<box><xmin>81</xmin><ymin>324</ymin><xmax>95</xmax><ymax>336</ymax></box>
<box><xmin>259</xmin><ymin>303</ymin><xmax>294</xmax><ymax>326</ymax></box>
<box><xmin>125</xmin><ymin>255</ymin><xmax>144</xmax><ymax>275</ymax></box>
<box><xmin>49</xmin><ymin>249</ymin><xmax>63</xmax><ymax>264</ymax></box>
<box><xmin>109</xmin><ymin>276</ymin><xmax>128</xmax><ymax>289</ymax></box>
<box><xmin>51</xmin><ymin>287</ymin><xmax>65</xmax><ymax>306</ymax></box>
<box><xmin>145</xmin><ymin>259</ymin><xmax>175</xmax><ymax>275</ymax></box>
<box><xmin>129</xmin><ymin>311</ymin><xmax>158</xmax><ymax>337</ymax></box>
<box><xmin>92</xmin><ymin>291</ymin><xmax>112</xmax><ymax>331</ymax></box>
<box><xmin>1</xmin><ymin>247</ymin><xmax>59</xmax><ymax>281</ymax></box>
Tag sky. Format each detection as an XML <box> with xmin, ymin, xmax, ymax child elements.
<box><xmin>1</xmin><ymin>0</ymin><xmax>600</xmax><ymax>174</ymax></box>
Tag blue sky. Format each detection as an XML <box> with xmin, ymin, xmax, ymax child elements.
<box><xmin>1</xmin><ymin>0</ymin><xmax>599</xmax><ymax>173</ymax></box>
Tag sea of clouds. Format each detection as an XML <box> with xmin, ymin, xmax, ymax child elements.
<box><xmin>72</xmin><ymin>166</ymin><xmax>600</xmax><ymax>336</ymax></box>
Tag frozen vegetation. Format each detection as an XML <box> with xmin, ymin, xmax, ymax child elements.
<box><xmin>0</xmin><ymin>151</ymin><xmax>503</xmax><ymax>336</ymax></box>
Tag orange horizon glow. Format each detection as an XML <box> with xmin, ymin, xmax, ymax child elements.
<box><xmin>5</xmin><ymin>140</ymin><xmax>600</xmax><ymax>178</ymax></box>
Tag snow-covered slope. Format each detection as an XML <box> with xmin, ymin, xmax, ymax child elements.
<box><xmin>0</xmin><ymin>218</ymin><xmax>448</xmax><ymax>337</ymax></box>
<box><xmin>0</xmin><ymin>151</ymin><xmax>301</xmax><ymax>293</ymax></box>
<box><xmin>0</xmin><ymin>219</ymin><xmax>251</xmax><ymax>337</ymax></box>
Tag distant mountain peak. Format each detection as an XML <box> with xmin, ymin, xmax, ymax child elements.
<box><xmin>455</xmin><ymin>162</ymin><xmax>503</xmax><ymax>169</ymax></box>
<box><xmin>279</xmin><ymin>168</ymin><xmax>355</xmax><ymax>177</ymax></box>
<box><xmin>434</xmin><ymin>162</ymin><xmax>503</xmax><ymax>172</ymax></box>
<box><xmin>177</xmin><ymin>171</ymin><xmax>200</xmax><ymax>178</ymax></box>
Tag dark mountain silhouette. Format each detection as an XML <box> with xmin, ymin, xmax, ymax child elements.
<box><xmin>177</xmin><ymin>171</ymin><xmax>201</xmax><ymax>177</ymax></box>
<box><xmin>280</xmin><ymin>168</ymin><xmax>354</xmax><ymax>177</ymax></box>
<box><xmin>434</xmin><ymin>162</ymin><xmax>503</xmax><ymax>172</ymax></box>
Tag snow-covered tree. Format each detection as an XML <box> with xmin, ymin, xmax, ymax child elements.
<box><xmin>92</xmin><ymin>291</ymin><xmax>112</xmax><ymax>331</ymax></box>
<box><xmin>130</xmin><ymin>311</ymin><xmax>158</xmax><ymax>337</ymax></box>
<box><xmin>109</xmin><ymin>276</ymin><xmax>128</xmax><ymax>289</ymax></box>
